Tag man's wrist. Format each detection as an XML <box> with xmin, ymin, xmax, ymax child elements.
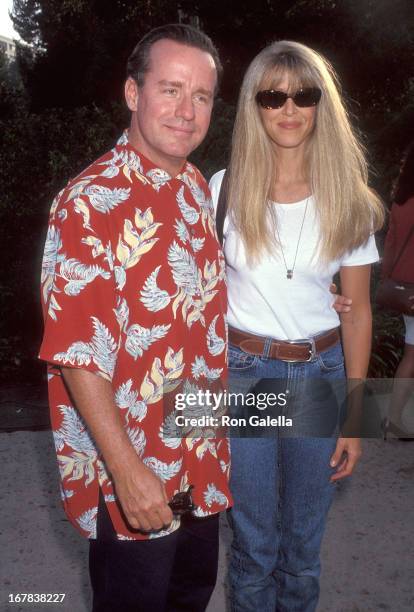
<box><xmin>106</xmin><ymin>444</ymin><xmax>144</xmax><ymax>480</ymax></box>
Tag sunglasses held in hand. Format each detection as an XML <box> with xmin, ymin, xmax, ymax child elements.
<box><xmin>168</xmin><ymin>485</ymin><xmax>197</xmax><ymax>516</ymax></box>
<box><xmin>256</xmin><ymin>87</ymin><xmax>322</xmax><ymax>109</ymax></box>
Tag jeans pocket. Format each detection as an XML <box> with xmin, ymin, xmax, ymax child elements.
<box><xmin>317</xmin><ymin>342</ymin><xmax>345</xmax><ymax>373</ymax></box>
<box><xmin>228</xmin><ymin>344</ymin><xmax>258</xmax><ymax>371</ymax></box>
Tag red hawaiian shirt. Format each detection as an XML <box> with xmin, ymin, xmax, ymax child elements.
<box><xmin>39</xmin><ymin>132</ymin><xmax>232</xmax><ymax>540</ymax></box>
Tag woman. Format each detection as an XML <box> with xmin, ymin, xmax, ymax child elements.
<box><xmin>382</xmin><ymin>142</ymin><xmax>414</xmax><ymax>439</ymax></box>
<box><xmin>209</xmin><ymin>41</ymin><xmax>384</xmax><ymax>611</ymax></box>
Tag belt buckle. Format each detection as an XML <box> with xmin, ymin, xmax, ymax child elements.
<box><xmin>285</xmin><ymin>337</ymin><xmax>316</xmax><ymax>362</ymax></box>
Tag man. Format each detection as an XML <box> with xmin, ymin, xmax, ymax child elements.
<box><xmin>40</xmin><ymin>24</ymin><xmax>231</xmax><ymax>612</ymax></box>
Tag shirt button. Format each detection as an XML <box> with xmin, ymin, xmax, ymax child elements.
<box><xmin>190</xmin><ymin>228</ymin><xmax>196</xmax><ymax>236</ymax></box>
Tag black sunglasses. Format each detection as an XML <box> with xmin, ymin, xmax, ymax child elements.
<box><xmin>256</xmin><ymin>87</ymin><xmax>322</xmax><ymax>109</ymax></box>
<box><xmin>168</xmin><ymin>485</ymin><xmax>197</xmax><ymax>516</ymax></box>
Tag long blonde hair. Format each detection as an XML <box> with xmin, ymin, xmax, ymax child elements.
<box><xmin>226</xmin><ymin>40</ymin><xmax>384</xmax><ymax>262</ymax></box>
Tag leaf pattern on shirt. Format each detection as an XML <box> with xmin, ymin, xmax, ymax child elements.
<box><xmin>140</xmin><ymin>266</ymin><xmax>171</xmax><ymax>312</ymax></box>
<box><xmin>76</xmin><ymin>507</ymin><xmax>98</xmax><ymax>538</ymax></box>
<box><xmin>115</xmin><ymin>208</ymin><xmax>162</xmax><ymax>284</ymax></box>
<box><xmin>139</xmin><ymin>351</ymin><xmax>183</xmax><ymax>406</ymax></box>
<box><xmin>53</xmin><ymin>316</ymin><xmax>118</xmax><ymax>380</ymax></box>
<box><xmin>173</xmin><ymin>219</ymin><xmax>205</xmax><ymax>254</ymax></box>
<box><xmin>59</xmin><ymin>258</ymin><xmax>111</xmax><ymax>296</ymax></box>
<box><xmin>41</xmin><ymin>225</ymin><xmax>65</xmax><ymax>319</ymax></box>
<box><xmin>83</xmin><ymin>184</ymin><xmax>131</xmax><ymax>213</ymax></box>
<box><xmin>207</xmin><ymin>314</ymin><xmax>225</xmax><ymax>356</ymax></box>
<box><xmin>174</xmin><ymin>219</ymin><xmax>190</xmax><ymax>244</ymax></box>
<box><xmin>167</xmin><ymin>244</ymin><xmax>222</xmax><ymax>328</ymax></box>
<box><xmin>55</xmin><ymin>404</ymin><xmax>98</xmax><ymax>487</ymax></box>
<box><xmin>114</xmin><ymin>296</ymin><xmax>130</xmax><ymax>333</ymax></box>
<box><xmin>168</xmin><ymin>242</ymin><xmax>200</xmax><ymax>296</ymax></box>
<box><xmin>181</xmin><ymin>172</ymin><xmax>215</xmax><ymax>235</ymax></box>
<box><xmin>177</xmin><ymin>186</ymin><xmax>199</xmax><ymax>225</ymax></box>
<box><xmin>195</xmin><ymin>439</ymin><xmax>219</xmax><ymax>461</ymax></box>
<box><xmin>146</xmin><ymin>168</ymin><xmax>171</xmax><ymax>191</ymax></box>
<box><xmin>54</xmin><ymin>405</ymin><xmax>97</xmax><ymax>454</ymax></box>
<box><xmin>125</xmin><ymin>323</ymin><xmax>171</xmax><ymax>360</ymax></box>
<box><xmin>143</xmin><ymin>457</ymin><xmax>183</xmax><ymax>482</ymax></box>
<box><xmin>203</xmin><ymin>484</ymin><xmax>228</xmax><ymax>508</ymax></box>
<box><xmin>41</xmin><ymin>225</ymin><xmax>63</xmax><ymax>292</ymax></box>
<box><xmin>47</xmin><ymin>295</ymin><xmax>62</xmax><ymax>321</ymax></box>
<box><xmin>159</xmin><ymin>412</ymin><xmax>181</xmax><ymax>449</ymax></box>
<box><xmin>115</xmin><ymin>379</ymin><xmax>147</xmax><ymax>421</ymax></box>
<box><xmin>163</xmin><ymin>347</ymin><xmax>185</xmax><ymax>383</ymax></box>
<box><xmin>58</xmin><ymin>451</ymin><xmax>97</xmax><ymax>487</ymax></box>
<box><xmin>191</xmin><ymin>356</ymin><xmax>223</xmax><ymax>381</ymax></box>
<box><xmin>98</xmin><ymin>146</ymin><xmax>148</xmax><ymax>185</ymax></box>
<box><xmin>82</xmin><ymin>235</ymin><xmax>105</xmax><ymax>258</ymax></box>
<box><xmin>191</xmin><ymin>237</ymin><xmax>205</xmax><ymax>252</ymax></box>
<box><xmin>74</xmin><ymin>197</ymin><xmax>92</xmax><ymax>230</ymax></box>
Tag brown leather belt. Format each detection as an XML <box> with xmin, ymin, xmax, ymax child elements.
<box><xmin>229</xmin><ymin>326</ymin><xmax>340</xmax><ymax>362</ymax></box>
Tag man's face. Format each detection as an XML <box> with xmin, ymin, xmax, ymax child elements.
<box><xmin>125</xmin><ymin>39</ymin><xmax>217</xmax><ymax>176</ymax></box>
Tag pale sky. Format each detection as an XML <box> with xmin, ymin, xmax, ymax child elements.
<box><xmin>0</xmin><ymin>0</ymin><xmax>20</xmax><ymax>39</ymax></box>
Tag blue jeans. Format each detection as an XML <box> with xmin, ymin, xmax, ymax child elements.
<box><xmin>227</xmin><ymin>338</ymin><xmax>346</xmax><ymax>612</ymax></box>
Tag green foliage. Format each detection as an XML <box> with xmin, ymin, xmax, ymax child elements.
<box><xmin>0</xmin><ymin>51</ymin><xmax>26</xmax><ymax>118</ymax></box>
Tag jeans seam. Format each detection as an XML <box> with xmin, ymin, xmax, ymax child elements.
<box><xmin>275</xmin><ymin>434</ymin><xmax>283</xmax><ymax>600</ymax></box>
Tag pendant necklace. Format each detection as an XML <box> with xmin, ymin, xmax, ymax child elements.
<box><xmin>275</xmin><ymin>197</ymin><xmax>309</xmax><ymax>280</ymax></box>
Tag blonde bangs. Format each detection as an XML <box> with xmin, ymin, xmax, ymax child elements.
<box><xmin>259</xmin><ymin>56</ymin><xmax>319</xmax><ymax>94</ymax></box>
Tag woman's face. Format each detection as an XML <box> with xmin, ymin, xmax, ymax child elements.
<box><xmin>258</xmin><ymin>73</ymin><xmax>317</xmax><ymax>153</ymax></box>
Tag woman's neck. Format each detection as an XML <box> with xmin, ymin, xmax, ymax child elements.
<box><xmin>272</xmin><ymin>148</ymin><xmax>310</xmax><ymax>203</ymax></box>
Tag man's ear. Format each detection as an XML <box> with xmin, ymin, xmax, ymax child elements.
<box><xmin>125</xmin><ymin>77</ymin><xmax>139</xmax><ymax>112</ymax></box>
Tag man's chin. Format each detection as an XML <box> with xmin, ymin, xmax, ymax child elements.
<box><xmin>166</xmin><ymin>142</ymin><xmax>201</xmax><ymax>160</ymax></box>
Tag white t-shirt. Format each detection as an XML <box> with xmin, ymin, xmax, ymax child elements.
<box><xmin>209</xmin><ymin>169</ymin><xmax>379</xmax><ymax>341</ymax></box>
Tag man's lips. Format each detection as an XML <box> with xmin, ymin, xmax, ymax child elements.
<box><xmin>166</xmin><ymin>125</ymin><xmax>194</xmax><ymax>135</ymax></box>
<box><xmin>277</xmin><ymin>121</ymin><xmax>302</xmax><ymax>129</ymax></box>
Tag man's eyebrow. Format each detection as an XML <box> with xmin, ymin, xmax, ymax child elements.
<box><xmin>158</xmin><ymin>80</ymin><xmax>183</xmax><ymax>88</ymax></box>
<box><xmin>158</xmin><ymin>80</ymin><xmax>213</xmax><ymax>97</ymax></box>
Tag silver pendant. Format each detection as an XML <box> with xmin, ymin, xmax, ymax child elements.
<box><xmin>287</xmin><ymin>270</ymin><xmax>293</xmax><ymax>279</ymax></box>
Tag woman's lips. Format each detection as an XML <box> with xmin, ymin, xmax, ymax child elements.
<box><xmin>278</xmin><ymin>122</ymin><xmax>302</xmax><ymax>129</ymax></box>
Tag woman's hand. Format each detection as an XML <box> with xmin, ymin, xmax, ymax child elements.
<box><xmin>330</xmin><ymin>437</ymin><xmax>362</xmax><ymax>482</ymax></box>
<box><xmin>330</xmin><ymin>283</ymin><xmax>352</xmax><ymax>313</ymax></box>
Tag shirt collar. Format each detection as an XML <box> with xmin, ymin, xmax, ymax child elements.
<box><xmin>116</xmin><ymin>130</ymin><xmax>193</xmax><ymax>187</ymax></box>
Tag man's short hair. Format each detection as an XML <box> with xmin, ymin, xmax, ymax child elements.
<box><xmin>126</xmin><ymin>23</ymin><xmax>223</xmax><ymax>91</ymax></box>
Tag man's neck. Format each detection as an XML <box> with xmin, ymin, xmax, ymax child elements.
<box><xmin>127</xmin><ymin>125</ymin><xmax>185</xmax><ymax>178</ymax></box>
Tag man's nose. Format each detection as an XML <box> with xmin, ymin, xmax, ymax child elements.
<box><xmin>175</xmin><ymin>94</ymin><xmax>195</xmax><ymax>120</ymax></box>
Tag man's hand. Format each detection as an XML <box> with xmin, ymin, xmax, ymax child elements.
<box><xmin>330</xmin><ymin>437</ymin><xmax>362</xmax><ymax>482</ymax></box>
<box><xmin>111</xmin><ymin>458</ymin><xmax>173</xmax><ymax>532</ymax></box>
<box><xmin>330</xmin><ymin>283</ymin><xmax>352</xmax><ymax>313</ymax></box>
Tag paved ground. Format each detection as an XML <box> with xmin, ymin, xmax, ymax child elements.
<box><xmin>1</xmin><ymin>394</ymin><xmax>414</xmax><ymax>612</ymax></box>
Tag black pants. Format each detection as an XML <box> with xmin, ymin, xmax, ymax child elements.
<box><xmin>89</xmin><ymin>492</ymin><xmax>219</xmax><ymax>612</ymax></box>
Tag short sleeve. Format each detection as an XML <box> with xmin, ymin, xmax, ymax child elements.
<box><xmin>39</xmin><ymin>192</ymin><xmax>120</xmax><ymax>381</ymax></box>
<box><xmin>340</xmin><ymin>233</ymin><xmax>379</xmax><ymax>267</ymax></box>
